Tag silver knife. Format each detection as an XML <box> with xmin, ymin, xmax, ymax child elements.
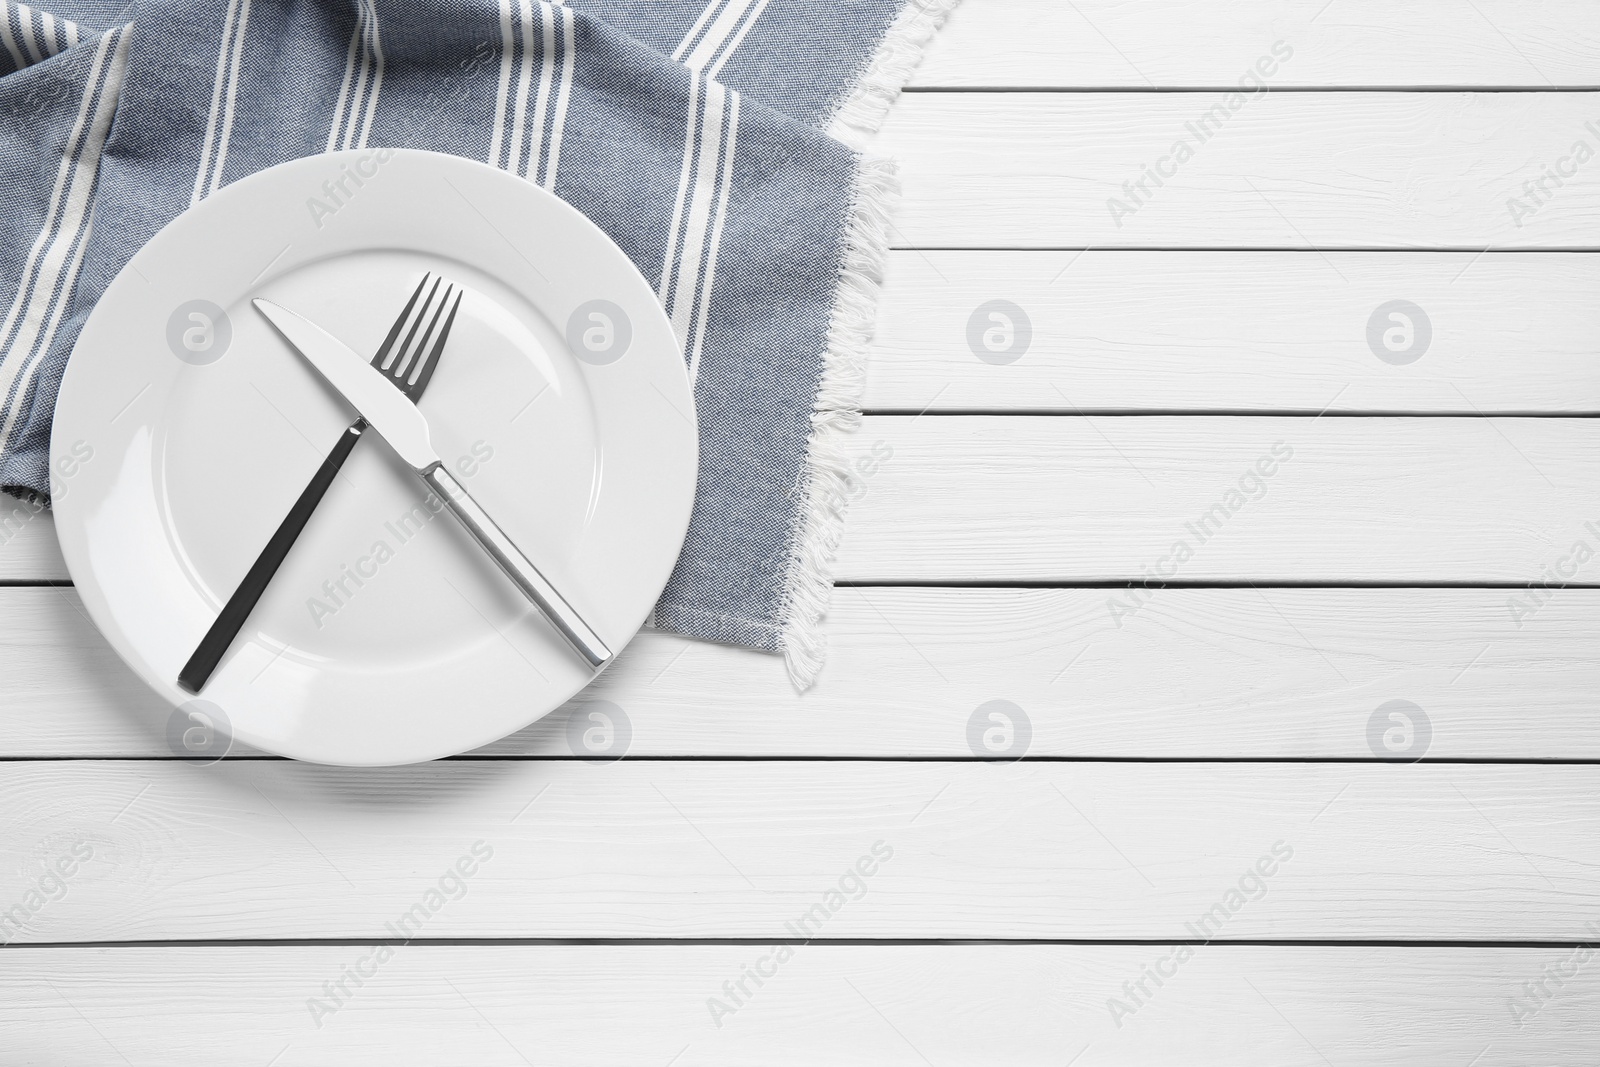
<box><xmin>253</xmin><ymin>298</ymin><xmax>612</xmax><ymax>669</ymax></box>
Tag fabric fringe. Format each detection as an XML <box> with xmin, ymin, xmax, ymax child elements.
<box><xmin>1</xmin><ymin>483</ymin><xmax>47</xmax><ymax>507</ymax></box>
<box><xmin>778</xmin><ymin>0</ymin><xmax>960</xmax><ymax>687</ymax></box>
<box><xmin>778</xmin><ymin>152</ymin><xmax>899</xmax><ymax>690</ymax></box>
<box><xmin>824</xmin><ymin>0</ymin><xmax>964</xmax><ymax>149</ymax></box>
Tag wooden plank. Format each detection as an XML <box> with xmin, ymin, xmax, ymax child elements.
<box><xmin>14</xmin><ymin>586</ymin><xmax>1600</xmax><ymax>760</ymax></box>
<box><xmin>0</xmin><ymin>493</ymin><xmax>64</xmax><ymax>579</ymax></box>
<box><xmin>13</xmin><ymin>416</ymin><xmax>1600</xmax><ymax>594</ymax></box>
<box><xmin>5</xmin><ymin>944</ymin><xmax>1595</xmax><ymax>1065</ymax></box>
<box><xmin>838</xmin><ymin>415</ymin><xmax>1600</xmax><ymax>582</ymax></box>
<box><xmin>915</xmin><ymin>0</ymin><xmax>1600</xmax><ymax>88</ymax></box>
<box><xmin>877</xmin><ymin>92</ymin><xmax>1600</xmax><ymax>247</ymax></box>
<box><xmin>18</xmin><ymin>417</ymin><xmax>1600</xmax><ymax>585</ymax></box>
<box><xmin>867</xmin><ymin>251</ymin><xmax>1600</xmax><ymax>413</ymax></box>
<box><xmin>3</xmin><ymin>760</ymin><xmax>1596</xmax><ymax>941</ymax></box>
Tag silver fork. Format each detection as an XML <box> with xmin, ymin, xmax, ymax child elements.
<box><xmin>375</xmin><ymin>273</ymin><xmax>462</xmax><ymax>400</ymax></box>
<box><xmin>179</xmin><ymin>274</ymin><xmax>462</xmax><ymax>693</ymax></box>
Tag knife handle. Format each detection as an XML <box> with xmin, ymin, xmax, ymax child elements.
<box><xmin>179</xmin><ymin>420</ymin><xmax>366</xmax><ymax>693</ymax></box>
<box><xmin>423</xmin><ymin>464</ymin><xmax>612</xmax><ymax>669</ymax></box>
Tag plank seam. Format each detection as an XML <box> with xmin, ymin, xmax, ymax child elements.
<box><xmin>888</xmin><ymin>246</ymin><xmax>1600</xmax><ymax>252</ymax></box>
<box><xmin>8</xmin><ymin>937</ymin><xmax>1599</xmax><ymax>948</ymax></box>
<box><xmin>6</xmin><ymin>756</ymin><xmax>1600</xmax><ymax>764</ymax></box>
<box><xmin>861</xmin><ymin>410</ymin><xmax>1600</xmax><ymax>418</ymax></box>
<box><xmin>903</xmin><ymin>86</ymin><xmax>1600</xmax><ymax>93</ymax></box>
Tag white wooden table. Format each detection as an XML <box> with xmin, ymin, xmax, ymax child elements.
<box><xmin>6</xmin><ymin>1</ymin><xmax>1600</xmax><ymax>1062</ymax></box>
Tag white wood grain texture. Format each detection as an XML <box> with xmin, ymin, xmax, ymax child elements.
<box><xmin>877</xmin><ymin>92</ymin><xmax>1600</xmax><ymax>247</ymax></box>
<box><xmin>837</xmin><ymin>415</ymin><xmax>1600</xmax><ymax>581</ymax></box>
<box><xmin>12</xmin><ymin>586</ymin><xmax>1600</xmax><ymax>759</ymax></box>
<box><xmin>915</xmin><ymin>0</ymin><xmax>1600</xmax><ymax>88</ymax></box>
<box><xmin>6</xmin><ymin>945</ymin><xmax>1596</xmax><ymax>1066</ymax></box>
<box><xmin>867</xmin><ymin>252</ymin><xmax>1600</xmax><ymax>413</ymax></box>
<box><xmin>3</xmin><ymin>760</ymin><xmax>1596</xmax><ymax>941</ymax></box>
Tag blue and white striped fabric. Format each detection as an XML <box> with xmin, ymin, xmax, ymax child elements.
<box><xmin>0</xmin><ymin>0</ymin><xmax>957</xmax><ymax>684</ymax></box>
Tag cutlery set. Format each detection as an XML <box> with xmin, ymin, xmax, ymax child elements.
<box><xmin>178</xmin><ymin>273</ymin><xmax>610</xmax><ymax>695</ymax></box>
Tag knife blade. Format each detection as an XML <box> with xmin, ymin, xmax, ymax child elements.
<box><xmin>253</xmin><ymin>298</ymin><xmax>612</xmax><ymax>669</ymax></box>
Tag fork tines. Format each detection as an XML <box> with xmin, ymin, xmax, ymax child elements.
<box><xmin>372</xmin><ymin>272</ymin><xmax>464</xmax><ymax>400</ymax></box>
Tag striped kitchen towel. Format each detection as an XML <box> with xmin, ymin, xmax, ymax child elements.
<box><xmin>0</xmin><ymin>0</ymin><xmax>958</xmax><ymax>685</ymax></box>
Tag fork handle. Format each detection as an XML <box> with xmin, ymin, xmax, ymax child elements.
<box><xmin>178</xmin><ymin>420</ymin><xmax>366</xmax><ymax>693</ymax></box>
<box><xmin>422</xmin><ymin>463</ymin><xmax>611</xmax><ymax>669</ymax></box>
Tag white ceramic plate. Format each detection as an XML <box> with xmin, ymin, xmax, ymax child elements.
<box><xmin>51</xmin><ymin>149</ymin><xmax>697</xmax><ymax>765</ymax></box>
